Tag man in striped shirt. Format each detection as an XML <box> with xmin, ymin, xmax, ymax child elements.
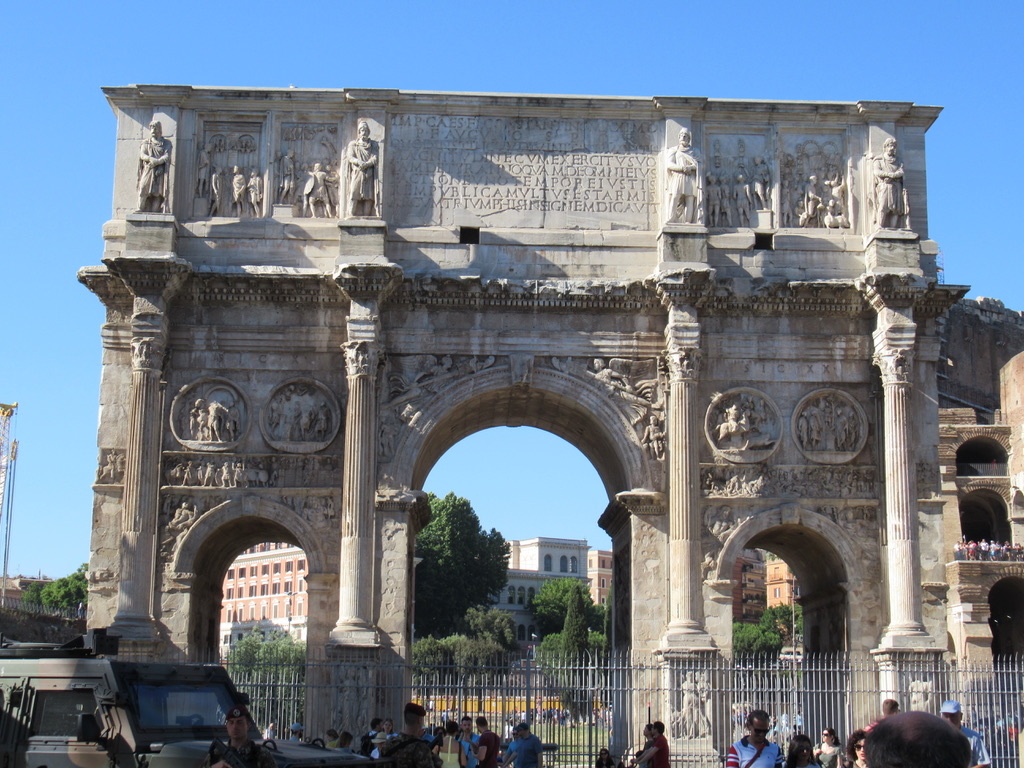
<box><xmin>726</xmin><ymin>711</ymin><xmax>784</xmax><ymax>768</ymax></box>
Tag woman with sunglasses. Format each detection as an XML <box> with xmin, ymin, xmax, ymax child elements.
<box><xmin>595</xmin><ymin>748</ymin><xmax>616</xmax><ymax>768</ymax></box>
<box><xmin>845</xmin><ymin>729</ymin><xmax>868</xmax><ymax>768</ymax></box>
<box><xmin>815</xmin><ymin>729</ymin><xmax>841</xmax><ymax>768</ymax></box>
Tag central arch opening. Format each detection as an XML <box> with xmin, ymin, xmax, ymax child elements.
<box><xmin>731</xmin><ymin>525</ymin><xmax>848</xmax><ymax>654</ymax></box>
<box><xmin>419</xmin><ymin>426</ymin><xmax>612</xmax><ymax>648</ymax></box>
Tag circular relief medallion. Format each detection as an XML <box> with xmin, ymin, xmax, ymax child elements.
<box><xmin>260</xmin><ymin>379</ymin><xmax>341</xmax><ymax>453</ymax></box>
<box><xmin>170</xmin><ymin>378</ymin><xmax>248</xmax><ymax>452</ymax></box>
<box><xmin>791</xmin><ymin>388</ymin><xmax>868</xmax><ymax>464</ymax></box>
<box><xmin>704</xmin><ymin>388</ymin><xmax>781</xmax><ymax>464</ymax></box>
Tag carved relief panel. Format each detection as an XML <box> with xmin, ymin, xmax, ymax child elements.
<box><xmin>778</xmin><ymin>133</ymin><xmax>853</xmax><ymax>230</ymax></box>
<box><xmin>260</xmin><ymin>379</ymin><xmax>342</xmax><ymax>453</ymax></box>
<box><xmin>704</xmin><ymin>132</ymin><xmax>773</xmax><ymax>229</ymax></box>
<box><xmin>170</xmin><ymin>378</ymin><xmax>249</xmax><ymax>451</ymax></box>
<box><xmin>276</xmin><ymin>123</ymin><xmax>341</xmax><ymax>217</ymax></box>
<box><xmin>704</xmin><ymin>388</ymin><xmax>781</xmax><ymax>463</ymax></box>
<box><xmin>196</xmin><ymin>120</ymin><xmax>265</xmax><ymax>219</ymax></box>
<box><xmin>791</xmin><ymin>389</ymin><xmax>868</xmax><ymax>464</ymax></box>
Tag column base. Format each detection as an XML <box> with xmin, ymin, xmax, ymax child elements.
<box><xmin>329</xmin><ymin>620</ymin><xmax>380</xmax><ymax>647</ymax></box>
<box><xmin>877</xmin><ymin>624</ymin><xmax>934</xmax><ymax>650</ymax></box>
<box><xmin>661</xmin><ymin>621</ymin><xmax>717</xmax><ymax>651</ymax></box>
<box><xmin>110</xmin><ymin>615</ymin><xmax>157</xmax><ymax>641</ymax></box>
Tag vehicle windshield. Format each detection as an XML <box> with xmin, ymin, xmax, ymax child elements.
<box><xmin>130</xmin><ymin>680</ymin><xmax>237</xmax><ymax>729</ymax></box>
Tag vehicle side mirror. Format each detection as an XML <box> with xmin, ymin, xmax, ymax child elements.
<box><xmin>77</xmin><ymin>713</ymin><xmax>105</xmax><ymax>746</ymax></box>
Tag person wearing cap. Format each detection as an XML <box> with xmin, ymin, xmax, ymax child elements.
<box><xmin>289</xmin><ymin>723</ymin><xmax>304</xmax><ymax>742</ymax></box>
<box><xmin>378</xmin><ymin>702</ymin><xmax>442</xmax><ymax>768</ymax></box>
<box><xmin>941</xmin><ymin>700</ymin><xmax>991</xmax><ymax>768</ymax></box>
<box><xmin>503</xmin><ymin>723</ymin><xmax>543</xmax><ymax>768</ymax></box>
<box><xmin>202</xmin><ymin>704</ymin><xmax>276</xmax><ymax>768</ymax></box>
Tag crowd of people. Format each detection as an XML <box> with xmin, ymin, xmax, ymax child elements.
<box><xmin>206</xmin><ymin>695</ymin><xmax>996</xmax><ymax>768</ymax></box>
<box><xmin>718</xmin><ymin>699</ymin><xmax>991</xmax><ymax>768</ymax></box>
<box><xmin>953</xmin><ymin>539</ymin><xmax>1024</xmax><ymax>561</ymax></box>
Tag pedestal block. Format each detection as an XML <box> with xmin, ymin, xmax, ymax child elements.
<box><xmin>125</xmin><ymin>213</ymin><xmax>177</xmax><ymax>254</ymax></box>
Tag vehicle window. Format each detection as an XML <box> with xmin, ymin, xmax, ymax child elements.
<box><xmin>132</xmin><ymin>682</ymin><xmax>236</xmax><ymax>729</ymax></box>
<box><xmin>31</xmin><ymin>690</ymin><xmax>96</xmax><ymax>737</ymax></box>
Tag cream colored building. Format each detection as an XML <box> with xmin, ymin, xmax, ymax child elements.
<box><xmin>81</xmin><ymin>84</ymin><xmax>1024</xmax><ymax>734</ymax></box>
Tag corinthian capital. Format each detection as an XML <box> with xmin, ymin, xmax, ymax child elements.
<box><xmin>666</xmin><ymin>348</ymin><xmax>701</xmax><ymax>381</ymax></box>
<box><xmin>344</xmin><ymin>340</ymin><xmax>378</xmax><ymax>377</ymax></box>
<box><xmin>130</xmin><ymin>335</ymin><xmax>167</xmax><ymax>372</ymax></box>
<box><xmin>874</xmin><ymin>347</ymin><xmax>914</xmax><ymax>385</ymax></box>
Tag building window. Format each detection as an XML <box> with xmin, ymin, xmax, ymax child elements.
<box><xmin>248</xmin><ymin>586</ymin><xmax>256</xmax><ymax>597</ymax></box>
<box><xmin>273</xmin><ymin>603</ymin><xmax>279</xmax><ymax>618</ymax></box>
<box><xmin>508</xmin><ymin>587</ymin><xmax>515</xmax><ymax>604</ymax></box>
<box><xmin>285</xmin><ymin>581</ymin><xmax>292</xmax><ymax>593</ymax></box>
<box><xmin>559</xmin><ymin>555</ymin><xmax>568</xmax><ymax>573</ymax></box>
<box><xmin>527</xmin><ymin>587</ymin><xmax>535</xmax><ymax>602</ymax></box>
<box><xmin>528</xmin><ymin>625</ymin><xmax>535</xmax><ymax>640</ymax></box>
<box><xmin>285</xmin><ymin>561</ymin><xmax>293</xmax><ymax>573</ymax></box>
<box><xmin>600</xmin><ymin>578</ymin><xmax>606</xmax><ymax>589</ymax></box>
<box><xmin>774</xmin><ymin>588</ymin><xmax>780</xmax><ymax>598</ymax></box>
<box><xmin>298</xmin><ymin>559</ymin><xmax>306</xmax><ymax>571</ymax></box>
<box><xmin>517</xmin><ymin>587</ymin><xmax>526</xmax><ymax>605</ymax></box>
<box><xmin>249</xmin><ymin>606</ymin><xmax>255</xmax><ymax>620</ymax></box>
<box><xmin>543</xmin><ymin>554</ymin><xmax>552</xmax><ymax>572</ymax></box>
<box><xmin>570</xmin><ymin>556</ymin><xmax>578</xmax><ymax>573</ymax></box>
<box><xmin>227</xmin><ymin>588</ymin><xmax>233</xmax><ymax>599</ymax></box>
<box><xmin>273</xmin><ymin>563</ymin><xmax>281</xmax><ymax>574</ymax></box>
<box><xmin>518</xmin><ymin>624</ymin><xmax>526</xmax><ymax>641</ymax></box>
<box><xmin>272</xmin><ymin>583</ymin><xmax>280</xmax><ymax>595</ymax></box>
<box><xmin>238</xmin><ymin>567</ymin><xmax>246</xmax><ymax>578</ymax></box>
<box><xmin>227</xmin><ymin>569</ymin><xmax>235</xmax><ymax>580</ymax></box>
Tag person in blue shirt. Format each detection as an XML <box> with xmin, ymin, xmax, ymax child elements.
<box><xmin>503</xmin><ymin>723</ymin><xmax>542</xmax><ymax>768</ymax></box>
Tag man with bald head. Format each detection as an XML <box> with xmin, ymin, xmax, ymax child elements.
<box><xmin>866</xmin><ymin>711</ymin><xmax>971</xmax><ymax>768</ymax></box>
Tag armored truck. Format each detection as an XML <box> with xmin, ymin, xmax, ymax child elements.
<box><xmin>0</xmin><ymin>631</ymin><xmax>375</xmax><ymax>768</ymax></box>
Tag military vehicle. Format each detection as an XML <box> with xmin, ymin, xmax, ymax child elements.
<box><xmin>0</xmin><ymin>629</ymin><xmax>376</xmax><ymax>768</ymax></box>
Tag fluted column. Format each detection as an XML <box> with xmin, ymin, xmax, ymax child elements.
<box><xmin>331</xmin><ymin>263</ymin><xmax>402</xmax><ymax>645</ymax></box>
<box><xmin>859</xmin><ymin>274</ymin><xmax>930</xmax><ymax>647</ymax></box>
<box><xmin>657</xmin><ymin>270</ymin><xmax>715</xmax><ymax>649</ymax></box>
<box><xmin>105</xmin><ymin>255</ymin><xmax>191</xmax><ymax>639</ymax></box>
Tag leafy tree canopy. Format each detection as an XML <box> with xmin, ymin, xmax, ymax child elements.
<box><xmin>411</xmin><ymin>634</ymin><xmax>507</xmax><ymax>668</ymax></box>
<box><xmin>528</xmin><ymin>578</ymin><xmax>602</xmax><ymax>636</ymax></box>
<box><xmin>733</xmin><ymin>604</ymin><xmax>803</xmax><ymax>656</ymax></box>
<box><xmin>464</xmin><ymin>606</ymin><xmax>518</xmax><ymax>651</ymax></box>
<box><xmin>35</xmin><ymin>564</ymin><xmax>88</xmax><ymax>610</ymax></box>
<box><xmin>228</xmin><ymin>629</ymin><xmax>306</xmax><ymax>670</ymax></box>
<box><xmin>415</xmin><ymin>493</ymin><xmax>509</xmax><ymax>639</ymax></box>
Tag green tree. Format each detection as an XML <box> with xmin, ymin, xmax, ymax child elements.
<box><xmin>39</xmin><ymin>564</ymin><xmax>88</xmax><ymax>610</ymax></box>
<box><xmin>464</xmin><ymin>606</ymin><xmax>518</xmax><ymax>651</ymax></box>
<box><xmin>415</xmin><ymin>493</ymin><xmax>509</xmax><ymax>639</ymax></box>
<box><xmin>733</xmin><ymin>604</ymin><xmax>803</xmax><ymax>656</ymax></box>
<box><xmin>562</xmin><ymin>584</ymin><xmax>588</xmax><ymax>658</ymax></box>
<box><xmin>529</xmin><ymin>578</ymin><xmax>602</xmax><ymax>635</ymax></box>
<box><xmin>20</xmin><ymin>581</ymin><xmax>45</xmax><ymax>606</ymax></box>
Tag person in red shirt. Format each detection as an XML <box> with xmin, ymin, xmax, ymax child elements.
<box><xmin>474</xmin><ymin>717</ymin><xmax>500</xmax><ymax>768</ymax></box>
<box><xmin>630</xmin><ymin>721</ymin><xmax>669</xmax><ymax>768</ymax></box>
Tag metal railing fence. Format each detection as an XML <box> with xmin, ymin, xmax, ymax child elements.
<box><xmin>218</xmin><ymin>651</ymin><xmax>1023</xmax><ymax>768</ymax></box>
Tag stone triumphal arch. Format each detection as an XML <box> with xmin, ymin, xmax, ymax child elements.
<box><xmin>84</xmin><ymin>86</ymin><xmax>967</xmax><ymax>720</ymax></box>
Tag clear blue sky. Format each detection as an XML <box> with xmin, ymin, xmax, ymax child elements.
<box><xmin>2</xmin><ymin>0</ymin><xmax>1021</xmax><ymax>578</ymax></box>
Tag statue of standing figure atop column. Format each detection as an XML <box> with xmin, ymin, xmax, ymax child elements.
<box><xmin>344</xmin><ymin>120</ymin><xmax>380</xmax><ymax>217</ymax></box>
<box><xmin>665</xmin><ymin>128</ymin><xmax>702</xmax><ymax>224</ymax></box>
<box><xmin>871</xmin><ymin>137</ymin><xmax>911</xmax><ymax>230</ymax></box>
<box><xmin>137</xmin><ymin>119</ymin><xmax>172</xmax><ymax>213</ymax></box>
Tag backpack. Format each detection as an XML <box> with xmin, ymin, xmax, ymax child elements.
<box><xmin>359</xmin><ymin>732</ymin><xmax>375</xmax><ymax>757</ymax></box>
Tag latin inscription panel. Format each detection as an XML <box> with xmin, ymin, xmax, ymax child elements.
<box><xmin>387</xmin><ymin>115</ymin><xmax>660</xmax><ymax>229</ymax></box>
